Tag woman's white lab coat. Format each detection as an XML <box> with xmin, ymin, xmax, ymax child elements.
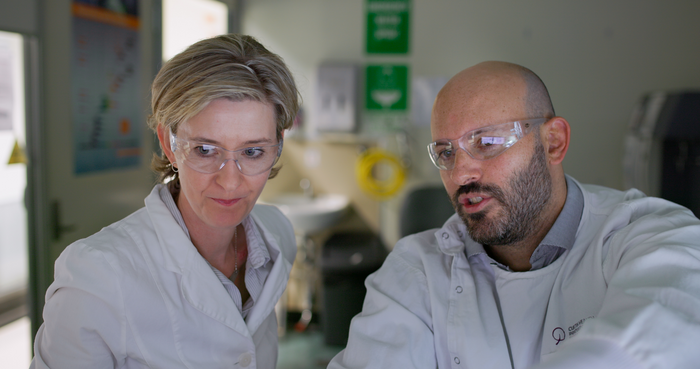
<box><xmin>31</xmin><ymin>184</ymin><xmax>296</xmax><ymax>369</ymax></box>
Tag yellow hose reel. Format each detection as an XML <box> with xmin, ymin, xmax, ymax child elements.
<box><xmin>355</xmin><ymin>148</ymin><xmax>406</xmax><ymax>199</ymax></box>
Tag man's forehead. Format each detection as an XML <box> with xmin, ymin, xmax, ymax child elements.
<box><xmin>431</xmin><ymin>74</ymin><xmax>527</xmax><ymax>139</ymax></box>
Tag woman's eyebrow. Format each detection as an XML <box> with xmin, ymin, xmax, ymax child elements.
<box><xmin>189</xmin><ymin>136</ymin><xmax>275</xmax><ymax>146</ymax></box>
<box><xmin>243</xmin><ymin>138</ymin><xmax>275</xmax><ymax>145</ymax></box>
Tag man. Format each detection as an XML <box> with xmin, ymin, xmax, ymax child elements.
<box><xmin>328</xmin><ymin>61</ymin><xmax>700</xmax><ymax>368</ymax></box>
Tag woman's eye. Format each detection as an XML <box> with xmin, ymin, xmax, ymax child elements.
<box><xmin>242</xmin><ymin>147</ymin><xmax>264</xmax><ymax>158</ymax></box>
<box><xmin>195</xmin><ymin>145</ymin><xmax>216</xmax><ymax>155</ymax></box>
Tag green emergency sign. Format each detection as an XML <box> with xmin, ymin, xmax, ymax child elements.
<box><xmin>366</xmin><ymin>64</ymin><xmax>409</xmax><ymax>111</ymax></box>
<box><xmin>366</xmin><ymin>0</ymin><xmax>410</xmax><ymax>54</ymax></box>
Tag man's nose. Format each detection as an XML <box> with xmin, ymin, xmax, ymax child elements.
<box><xmin>449</xmin><ymin>149</ymin><xmax>482</xmax><ymax>186</ymax></box>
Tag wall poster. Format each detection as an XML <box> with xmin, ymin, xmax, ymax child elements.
<box><xmin>72</xmin><ymin>0</ymin><xmax>142</xmax><ymax>174</ymax></box>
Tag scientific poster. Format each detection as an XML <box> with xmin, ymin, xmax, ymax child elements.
<box><xmin>71</xmin><ymin>1</ymin><xmax>141</xmax><ymax>174</ymax></box>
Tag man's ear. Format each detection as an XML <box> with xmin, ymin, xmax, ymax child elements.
<box><xmin>542</xmin><ymin>117</ymin><xmax>570</xmax><ymax>165</ymax></box>
<box><xmin>156</xmin><ymin>124</ymin><xmax>177</xmax><ymax>166</ymax></box>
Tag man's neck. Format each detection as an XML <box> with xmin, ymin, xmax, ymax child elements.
<box><xmin>484</xmin><ymin>223</ymin><xmax>552</xmax><ymax>271</ymax></box>
<box><xmin>485</xmin><ymin>177</ymin><xmax>568</xmax><ymax>272</ymax></box>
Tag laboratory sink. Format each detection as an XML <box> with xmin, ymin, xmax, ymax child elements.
<box><xmin>264</xmin><ymin>193</ymin><xmax>350</xmax><ymax>235</ymax></box>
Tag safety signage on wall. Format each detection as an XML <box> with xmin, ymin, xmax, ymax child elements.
<box><xmin>366</xmin><ymin>0</ymin><xmax>410</xmax><ymax>54</ymax></box>
<box><xmin>366</xmin><ymin>64</ymin><xmax>409</xmax><ymax>111</ymax></box>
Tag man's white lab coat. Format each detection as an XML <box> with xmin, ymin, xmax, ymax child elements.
<box><xmin>31</xmin><ymin>184</ymin><xmax>296</xmax><ymax>369</ymax></box>
<box><xmin>329</xmin><ymin>178</ymin><xmax>700</xmax><ymax>369</ymax></box>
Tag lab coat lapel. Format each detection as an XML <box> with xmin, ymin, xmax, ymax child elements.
<box><xmin>145</xmin><ymin>185</ymin><xmax>249</xmax><ymax>335</ymax></box>
<box><xmin>439</xmin><ymin>221</ymin><xmax>514</xmax><ymax>368</ymax></box>
<box><xmin>180</xmin><ymin>257</ymin><xmax>249</xmax><ymax>335</ymax></box>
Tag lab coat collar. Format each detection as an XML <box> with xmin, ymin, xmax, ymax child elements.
<box><xmin>144</xmin><ymin>185</ymin><xmax>292</xmax><ymax>336</ymax></box>
<box><xmin>145</xmin><ymin>185</ymin><xmax>248</xmax><ymax>334</ymax></box>
<box><xmin>435</xmin><ymin>214</ymin><xmax>472</xmax><ymax>256</ymax></box>
<box><xmin>145</xmin><ymin>185</ymin><xmax>198</xmax><ymax>275</ymax></box>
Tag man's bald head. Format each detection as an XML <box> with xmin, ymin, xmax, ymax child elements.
<box><xmin>433</xmin><ymin>61</ymin><xmax>554</xmax><ymax>136</ymax></box>
<box><xmin>518</xmin><ymin>64</ymin><xmax>555</xmax><ymax>120</ymax></box>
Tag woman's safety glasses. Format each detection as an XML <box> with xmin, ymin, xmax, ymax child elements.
<box><xmin>427</xmin><ymin>118</ymin><xmax>547</xmax><ymax>170</ymax></box>
<box><xmin>170</xmin><ymin>129</ymin><xmax>282</xmax><ymax>175</ymax></box>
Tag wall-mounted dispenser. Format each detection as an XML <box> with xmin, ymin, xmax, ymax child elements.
<box><xmin>315</xmin><ymin>63</ymin><xmax>358</xmax><ymax>133</ymax></box>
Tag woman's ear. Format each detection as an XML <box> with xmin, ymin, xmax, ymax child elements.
<box><xmin>156</xmin><ymin>124</ymin><xmax>177</xmax><ymax>166</ymax></box>
<box><xmin>542</xmin><ymin>117</ymin><xmax>570</xmax><ymax>165</ymax></box>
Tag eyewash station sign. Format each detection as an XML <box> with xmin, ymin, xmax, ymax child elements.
<box><xmin>366</xmin><ymin>65</ymin><xmax>408</xmax><ymax>112</ymax></box>
<box><xmin>366</xmin><ymin>0</ymin><xmax>410</xmax><ymax>54</ymax></box>
<box><xmin>364</xmin><ymin>0</ymin><xmax>411</xmax><ymax>133</ymax></box>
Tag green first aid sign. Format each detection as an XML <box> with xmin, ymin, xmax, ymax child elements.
<box><xmin>366</xmin><ymin>65</ymin><xmax>409</xmax><ymax>111</ymax></box>
<box><xmin>366</xmin><ymin>0</ymin><xmax>410</xmax><ymax>54</ymax></box>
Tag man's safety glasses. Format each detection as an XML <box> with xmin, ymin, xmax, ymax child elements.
<box><xmin>170</xmin><ymin>130</ymin><xmax>282</xmax><ymax>175</ymax></box>
<box><xmin>427</xmin><ymin>118</ymin><xmax>547</xmax><ymax>170</ymax></box>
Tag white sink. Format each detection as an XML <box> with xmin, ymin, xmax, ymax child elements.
<box><xmin>264</xmin><ymin>193</ymin><xmax>349</xmax><ymax>234</ymax></box>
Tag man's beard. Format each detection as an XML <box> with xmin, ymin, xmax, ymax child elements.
<box><xmin>451</xmin><ymin>141</ymin><xmax>552</xmax><ymax>246</ymax></box>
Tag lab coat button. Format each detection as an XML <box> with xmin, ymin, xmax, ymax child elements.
<box><xmin>442</xmin><ymin>232</ymin><xmax>449</xmax><ymax>239</ymax></box>
<box><xmin>454</xmin><ymin>356</ymin><xmax>461</xmax><ymax>364</ymax></box>
<box><xmin>238</xmin><ymin>352</ymin><xmax>252</xmax><ymax>367</ymax></box>
<box><xmin>455</xmin><ymin>286</ymin><xmax>463</xmax><ymax>293</ymax></box>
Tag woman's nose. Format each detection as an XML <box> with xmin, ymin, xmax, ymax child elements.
<box><xmin>215</xmin><ymin>159</ymin><xmax>243</xmax><ymax>189</ymax></box>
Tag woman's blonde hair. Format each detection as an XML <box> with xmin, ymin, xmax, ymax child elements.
<box><xmin>148</xmin><ymin>34</ymin><xmax>300</xmax><ymax>183</ymax></box>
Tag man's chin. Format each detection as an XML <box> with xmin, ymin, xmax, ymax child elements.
<box><xmin>460</xmin><ymin>211</ymin><xmax>506</xmax><ymax>245</ymax></box>
<box><xmin>457</xmin><ymin>207</ymin><xmax>488</xmax><ymax>225</ymax></box>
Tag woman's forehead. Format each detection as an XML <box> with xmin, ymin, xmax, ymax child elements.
<box><xmin>177</xmin><ymin>99</ymin><xmax>277</xmax><ymax>144</ymax></box>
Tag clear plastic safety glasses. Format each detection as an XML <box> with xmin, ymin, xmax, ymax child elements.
<box><xmin>427</xmin><ymin>118</ymin><xmax>547</xmax><ymax>170</ymax></box>
<box><xmin>170</xmin><ymin>129</ymin><xmax>282</xmax><ymax>175</ymax></box>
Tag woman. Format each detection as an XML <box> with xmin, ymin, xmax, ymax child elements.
<box><xmin>31</xmin><ymin>34</ymin><xmax>300</xmax><ymax>368</ymax></box>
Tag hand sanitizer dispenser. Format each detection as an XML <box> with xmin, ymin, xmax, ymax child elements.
<box><xmin>315</xmin><ymin>63</ymin><xmax>358</xmax><ymax>132</ymax></box>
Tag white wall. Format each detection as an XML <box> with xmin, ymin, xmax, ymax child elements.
<box><xmin>242</xmin><ymin>0</ymin><xmax>700</xmax><ymax>190</ymax></box>
<box><xmin>0</xmin><ymin>0</ymin><xmax>38</xmax><ymax>35</ymax></box>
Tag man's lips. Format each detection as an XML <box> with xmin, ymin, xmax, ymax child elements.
<box><xmin>458</xmin><ymin>193</ymin><xmax>492</xmax><ymax>213</ymax></box>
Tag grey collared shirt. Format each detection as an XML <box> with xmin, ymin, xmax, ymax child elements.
<box><xmin>159</xmin><ymin>185</ymin><xmax>272</xmax><ymax>319</ymax></box>
<box><xmin>528</xmin><ymin>176</ymin><xmax>583</xmax><ymax>270</ymax></box>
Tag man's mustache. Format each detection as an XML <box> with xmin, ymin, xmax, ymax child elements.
<box><xmin>455</xmin><ymin>182</ymin><xmax>506</xmax><ymax>203</ymax></box>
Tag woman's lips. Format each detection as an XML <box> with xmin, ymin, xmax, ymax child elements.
<box><xmin>212</xmin><ymin>197</ymin><xmax>241</xmax><ymax>206</ymax></box>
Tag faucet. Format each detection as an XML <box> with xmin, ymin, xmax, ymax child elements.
<box><xmin>300</xmin><ymin>178</ymin><xmax>314</xmax><ymax>198</ymax></box>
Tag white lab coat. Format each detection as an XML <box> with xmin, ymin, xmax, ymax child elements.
<box><xmin>31</xmin><ymin>185</ymin><xmax>296</xmax><ymax>369</ymax></box>
<box><xmin>329</xmin><ymin>177</ymin><xmax>700</xmax><ymax>369</ymax></box>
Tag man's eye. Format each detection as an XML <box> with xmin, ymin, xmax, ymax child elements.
<box><xmin>439</xmin><ymin>148</ymin><xmax>454</xmax><ymax>159</ymax></box>
<box><xmin>479</xmin><ymin>136</ymin><xmax>505</xmax><ymax>147</ymax></box>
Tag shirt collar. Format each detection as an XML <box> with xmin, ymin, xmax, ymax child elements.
<box><xmin>527</xmin><ymin>176</ymin><xmax>583</xmax><ymax>269</ymax></box>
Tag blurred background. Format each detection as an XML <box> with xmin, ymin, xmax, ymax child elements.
<box><xmin>1</xmin><ymin>1</ymin><xmax>699</xmax><ymax>368</ymax></box>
